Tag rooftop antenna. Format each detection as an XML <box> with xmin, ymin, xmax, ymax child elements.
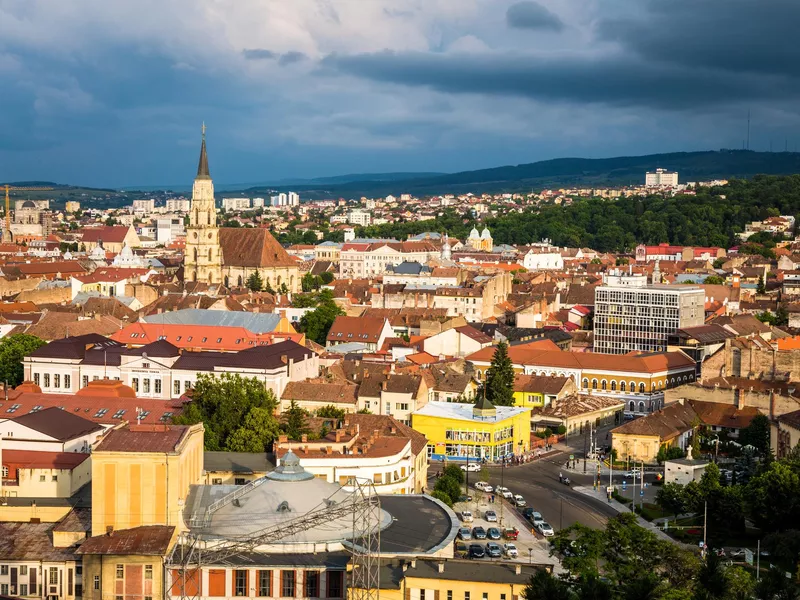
<box><xmin>103</xmin><ymin>349</ymin><xmax>107</xmax><ymax>379</ymax></box>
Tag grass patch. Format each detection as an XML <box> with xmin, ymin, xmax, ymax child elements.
<box><xmin>635</xmin><ymin>503</ymin><xmax>667</xmax><ymax>522</ymax></box>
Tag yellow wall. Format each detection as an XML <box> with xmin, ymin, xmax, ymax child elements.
<box><xmin>612</xmin><ymin>432</ymin><xmax>662</xmax><ymax>463</ymax></box>
<box><xmin>0</xmin><ymin>504</ymin><xmax>71</xmax><ymax>523</ymax></box>
<box><xmin>82</xmin><ymin>554</ymin><xmax>166</xmax><ymax>600</ymax></box>
<box><xmin>413</xmin><ymin>408</ymin><xmax>531</xmax><ymax>461</ymax></box>
<box><xmin>513</xmin><ymin>391</ymin><xmax>545</xmax><ymax>408</ymax></box>
<box><xmin>91</xmin><ymin>424</ymin><xmax>204</xmax><ymax>537</ymax></box>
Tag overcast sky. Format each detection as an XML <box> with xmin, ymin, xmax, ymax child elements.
<box><xmin>2</xmin><ymin>0</ymin><xmax>799</xmax><ymax>187</ymax></box>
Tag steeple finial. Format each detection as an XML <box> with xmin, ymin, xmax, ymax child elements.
<box><xmin>196</xmin><ymin>123</ymin><xmax>211</xmax><ymax>180</ymax></box>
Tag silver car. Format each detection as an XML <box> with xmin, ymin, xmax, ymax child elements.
<box><xmin>537</xmin><ymin>521</ymin><xmax>555</xmax><ymax>537</ymax></box>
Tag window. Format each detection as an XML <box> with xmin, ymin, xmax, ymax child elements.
<box><xmin>54</xmin><ymin>374</ymin><xmax>60</xmax><ymax>387</ymax></box>
<box><xmin>20</xmin><ymin>584</ymin><xmax>28</xmax><ymax>596</ymax></box>
<box><xmin>1</xmin><ymin>585</ymin><xmax>7</xmax><ymax>596</ymax></box>
<box><xmin>20</xmin><ymin>566</ymin><xmax>27</xmax><ymax>576</ymax></box>
<box><xmin>258</xmin><ymin>571</ymin><xmax>272</xmax><ymax>597</ymax></box>
<box><xmin>132</xmin><ymin>377</ymin><xmax>139</xmax><ymax>392</ymax></box>
<box><xmin>1</xmin><ymin>466</ymin><xmax>7</xmax><ymax>477</ymax></box>
<box><xmin>592</xmin><ymin>379</ymin><xmax>597</xmax><ymax>390</ymax></box>
<box><xmin>234</xmin><ymin>570</ymin><xmax>247</xmax><ymax>596</ymax></box>
<box><xmin>202</xmin><ymin>337</ymin><xmax>208</xmax><ymax>343</ymax></box>
<box><xmin>327</xmin><ymin>572</ymin><xmax>343</xmax><ymax>598</ymax></box>
<box><xmin>64</xmin><ymin>374</ymin><xmax>71</xmax><ymax>388</ymax></box>
<box><xmin>39</xmin><ymin>475</ymin><xmax>46</xmax><ymax>482</ymax></box>
<box><xmin>601</xmin><ymin>380</ymin><xmax>607</xmax><ymax>391</ymax></box>
<box><xmin>0</xmin><ymin>565</ymin><xmax>7</xmax><ymax>575</ymax></box>
<box><xmin>639</xmin><ymin>383</ymin><xmax>646</xmax><ymax>393</ymax></box>
<box><xmin>52</xmin><ymin>475</ymin><xmax>58</xmax><ymax>482</ymax></box>
<box><xmin>185</xmin><ymin>380</ymin><xmax>191</xmax><ymax>392</ymax></box>
<box><xmin>281</xmin><ymin>571</ymin><xmax>295</xmax><ymax>597</ymax></box>
<box><xmin>145</xmin><ymin>565</ymin><xmax>153</xmax><ymax>580</ymax></box>
<box><xmin>465</xmin><ymin>593</ymin><xmax>471</xmax><ymax>600</ymax></box>
<box><xmin>373</xmin><ymin>473</ymin><xmax>383</xmax><ymax>484</ymax></box>
<box><xmin>82</xmin><ymin>375</ymin><xmax>89</xmax><ymax>388</ymax></box>
<box><xmin>142</xmin><ymin>362</ymin><xmax>150</xmax><ymax>369</ymax></box>
<box><xmin>234</xmin><ymin>478</ymin><xmax>246</xmax><ymax>486</ymax></box>
<box><xmin>448</xmin><ymin>592</ymin><xmax>453</xmax><ymax>600</ymax></box>
<box><xmin>212</xmin><ymin>478</ymin><xmax>223</xmax><ymax>485</ymax></box>
<box><xmin>396</xmin><ymin>403</ymin><xmax>409</xmax><ymax>411</ymax></box>
<box><xmin>304</xmin><ymin>571</ymin><xmax>319</xmax><ymax>597</ymax></box>
<box><xmin>483</xmin><ymin>594</ymin><xmax>488</xmax><ymax>600</ymax></box>
<box><xmin>94</xmin><ymin>576</ymin><xmax>100</xmax><ymax>591</ymax></box>
<box><xmin>154</xmin><ymin>379</ymin><xmax>162</xmax><ymax>394</ymax></box>
<box><xmin>44</xmin><ymin>373</ymin><xmax>50</xmax><ymax>387</ymax></box>
<box><xmin>174</xmin><ymin>380</ymin><xmax>181</xmax><ymax>395</ymax></box>
<box><xmin>49</xmin><ymin>568</ymin><xmax>58</xmax><ymax>585</ymax></box>
<box><xmin>421</xmin><ymin>591</ymin><xmax>427</xmax><ymax>600</ymax></box>
<box><xmin>34</xmin><ymin>373</ymin><xmax>40</xmax><ymax>386</ymax></box>
<box><xmin>116</xmin><ymin>565</ymin><xmax>124</xmax><ymax>579</ymax></box>
<box><xmin>501</xmin><ymin>596</ymin><xmax>506</xmax><ymax>600</ymax></box>
<box><xmin>143</xmin><ymin>379</ymin><xmax>151</xmax><ymax>393</ymax></box>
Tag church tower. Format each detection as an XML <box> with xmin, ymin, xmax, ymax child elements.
<box><xmin>184</xmin><ymin>124</ymin><xmax>222</xmax><ymax>284</ymax></box>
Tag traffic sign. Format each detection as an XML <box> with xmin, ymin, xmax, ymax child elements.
<box><xmin>640</xmin><ymin>490</ymin><xmax>644</xmax><ymax>497</ymax></box>
<box><xmin>745</xmin><ymin>549</ymin><xmax>754</xmax><ymax>565</ymax></box>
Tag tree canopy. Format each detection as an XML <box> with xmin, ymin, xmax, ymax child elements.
<box><xmin>484</xmin><ymin>341</ymin><xmax>515</xmax><ymax>406</ymax></box>
<box><xmin>297</xmin><ymin>290</ymin><xmax>344</xmax><ymax>345</ymax></box>
<box><xmin>0</xmin><ymin>333</ymin><xmax>46</xmax><ymax>388</ymax></box>
<box><xmin>173</xmin><ymin>373</ymin><xmax>280</xmax><ymax>452</ymax></box>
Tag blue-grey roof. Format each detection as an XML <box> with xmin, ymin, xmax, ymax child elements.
<box><xmin>317</xmin><ymin>241</ymin><xmax>343</xmax><ymax>248</ymax></box>
<box><xmin>387</xmin><ymin>261</ymin><xmax>430</xmax><ymax>275</ymax></box>
<box><xmin>327</xmin><ymin>342</ymin><xmax>369</xmax><ymax>353</ymax></box>
<box><xmin>409</xmin><ymin>232</ymin><xmax>442</xmax><ymax>240</ymax></box>
<box><xmin>142</xmin><ymin>308</ymin><xmax>283</xmax><ymax>333</ymax></box>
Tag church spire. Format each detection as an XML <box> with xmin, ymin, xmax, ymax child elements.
<box><xmin>196</xmin><ymin>122</ymin><xmax>211</xmax><ymax>180</ymax></box>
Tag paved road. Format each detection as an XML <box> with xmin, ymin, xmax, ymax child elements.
<box><xmin>466</xmin><ymin>450</ymin><xmax>619</xmax><ymax>533</ymax></box>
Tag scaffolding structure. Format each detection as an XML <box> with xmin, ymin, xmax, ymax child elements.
<box><xmin>167</xmin><ymin>477</ymin><xmax>380</xmax><ymax>600</ymax></box>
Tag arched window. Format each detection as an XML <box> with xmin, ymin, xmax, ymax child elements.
<box><xmin>592</xmin><ymin>379</ymin><xmax>598</xmax><ymax>390</ymax></box>
<box><xmin>630</xmin><ymin>381</ymin><xmax>636</xmax><ymax>392</ymax></box>
<box><xmin>601</xmin><ymin>380</ymin><xmax>607</xmax><ymax>391</ymax></box>
<box><xmin>193</xmin><ymin>248</ymin><xmax>198</xmax><ymax>262</ymax></box>
<box><xmin>629</xmin><ymin>400</ymin><xmax>635</xmax><ymax>412</ymax></box>
<box><xmin>610</xmin><ymin>381</ymin><xmax>617</xmax><ymax>391</ymax></box>
<box><xmin>476</xmin><ymin>370</ymin><xmax>483</xmax><ymax>381</ymax></box>
<box><xmin>620</xmin><ymin>381</ymin><xmax>626</xmax><ymax>392</ymax></box>
<box><xmin>639</xmin><ymin>382</ymin><xmax>646</xmax><ymax>393</ymax></box>
<box><xmin>638</xmin><ymin>401</ymin><xmax>646</xmax><ymax>413</ymax></box>
<box><xmin>689</xmin><ymin>373</ymin><xmax>694</xmax><ymax>381</ymax></box>
<box><xmin>582</xmin><ymin>378</ymin><xmax>589</xmax><ymax>389</ymax></box>
<box><xmin>208</xmin><ymin>248</ymin><xmax>212</xmax><ymax>261</ymax></box>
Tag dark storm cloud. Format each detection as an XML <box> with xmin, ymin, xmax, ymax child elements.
<box><xmin>278</xmin><ymin>51</ymin><xmax>308</xmax><ymax>66</ymax></box>
<box><xmin>322</xmin><ymin>50</ymin><xmax>800</xmax><ymax>111</ymax></box>
<box><xmin>597</xmin><ymin>0</ymin><xmax>800</xmax><ymax>78</ymax></box>
<box><xmin>243</xmin><ymin>48</ymin><xmax>278</xmax><ymax>60</ymax></box>
<box><xmin>506</xmin><ymin>1</ymin><xmax>564</xmax><ymax>32</ymax></box>
<box><xmin>243</xmin><ymin>48</ymin><xmax>307</xmax><ymax>66</ymax></box>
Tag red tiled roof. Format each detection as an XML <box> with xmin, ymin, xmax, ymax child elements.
<box><xmin>219</xmin><ymin>228</ymin><xmax>296</xmax><ymax>268</ymax></box>
<box><xmin>73</xmin><ymin>267</ymin><xmax>148</xmax><ymax>284</ymax></box>
<box><xmin>111</xmin><ymin>322</ymin><xmax>304</xmax><ymax>352</ymax></box>
<box><xmin>94</xmin><ymin>424</ymin><xmax>191</xmax><ymax>453</ymax></box>
<box><xmin>327</xmin><ymin>315</ymin><xmax>387</xmax><ymax>343</ymax></box>
<box><xmin>80</xmin><ymin>226</ymin><xmax>134</xmax><ymax>244</ymax></box>
<box><xmin>2</xmin><ymin>449</ymin><xmax>90</xmax><ymax>470</ymax></box>
<box><xmin>77</xmin><ymin>525</ymin><xmax>175</xmax><ymax>555</ymax></box>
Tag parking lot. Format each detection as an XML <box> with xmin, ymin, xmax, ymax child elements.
<box><xmin>452</xmin><ymin>485</ymin><xmax>558</xmax><ymax>569</ymax></box>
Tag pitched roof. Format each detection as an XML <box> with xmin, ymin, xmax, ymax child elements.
<box><xmin>27</xmin><ymin>333</ymin><xmax>115</xmax><ymax>359</ymax></box>
<box><xmin>281</xmin><ymin>381</ymin><xmax>358</xmax><ymax>405</ymax></box>
<box><xmin>219</xmin><ymin>228</ymin><xmax>297</xmax><ymax>268</ymax></box>
<box><xmin>612</xmin><ymin>401</ymin><xmax>698</xmax><ymax>440</ymax></box>
<box><xmin>327</xmin><ymin>315</ymin><xmax>388</xmax><ymax>343</ymax></box>
<box><xmin>687</xmin><ymin>400</ymin><xmax>760</xmax><ymax>429</ymax></box>
<box><xmin>94</xmin><ymin>424</ymin><xmax>191</xmax><ymax>453</ymax></box>
<box><xmin>77</xmin><ymin>525</ymin><xmax>175</xmax><ymax>555</ymax></box>
<box><xmin>112</xmin><ymin>322</ymin><xmax>302</xmax><ymax>352</ymax></box>
<box><xmin>27</xmin><ymin>312</ymin><xmax>126</xmax><ymax>341</ymax></box>
<box><xmin>1</xmin><ymin>449</ymin><xmax>90</xmax><ymax>470</ymax></box>
<box><xmin>0</xmin><ymin>522</ymin><xmax>81</xmax><ymax>561</ymax></box>
<box><xmin>143</xmin><ymin>309</ymin><xmax>284</xmax><ymax>333</ymax></box>
<box><xmin>80</xmin><ymin>226</ymin><xmax>134</xmax><ymax>244</ymax></box>
<box><xmin>172</xmin><ymin>339</ymin><xmax>313</xmax><ymax>372</ymax></box>
<box><xmin>453</xmin><ymin>325</ymin><xmax>493</xmax><ymax>344</ymax></box>
<box><xmin>9</xmin><ymin>407</ymin><xmax>103</xmax><ymax>440</ymax></box>
<box><xmin>514</xmin><ymin>374</ymin><xmax>572</xmax><ymax>394</ymax></box>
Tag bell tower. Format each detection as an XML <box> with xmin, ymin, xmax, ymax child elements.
<box><xmin>184</xmin><ymin>123</ymin><xmax>222</xmax><ymax>284</ymax></box>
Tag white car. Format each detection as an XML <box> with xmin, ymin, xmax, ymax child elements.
<box><xmin>537</xmin><ymin>522</ymin><xmax>555</xmax><ymax>537</ymax></box>
<box><xmin>624</xmin><ymin>468</ymin><xmax>642</xmax><ymax>478</ymax></box>
<box><xmin>503</xmin><ymin>543</ymin><xmax>518</xmax><ymax>558</ymax></box>
<box><xmin>496</xmin><ymin>486</ymin><xmax>513</xmax><ymax>499</ymax></box>
<box><xmin>460</xmin><ymin>463</ymin><xmax>481</xmax><ymax>472</ymax></box>
<box><xmin>460</xmin><ymin>511</ymin><xmax>474</xmax><ymax>523</ymax></box>
<box><xmin>475</xmin><ymin>481</ymin><xmax>494</xmax><ymax>493</ymax></box>
<box><xmin>513</xmin><ymin>494</ymin><xmax>526</xmax><ymax>507</ymax></box>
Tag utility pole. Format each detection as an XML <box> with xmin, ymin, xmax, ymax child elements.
<box><xmin>703</xmin><ymin>500</ymin><xmax>708</xmax><ymax>556</ymax></box>
<box><xmin>500</xmin><ymin>457</ymin><xmax>505</xmax><ymax>526</ymax></box>
<box><xmin>608</xmin><ymin>451</ymin><xmax>613</xmax><ymax>503</ymax></box>
<box><xmin>583</xmin><ymin>425</ymin><xmax>588</xmax><ymax>474</ymax></box>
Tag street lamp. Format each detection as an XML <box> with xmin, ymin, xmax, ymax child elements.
<box><xmin>710</xmin><ymin>435</ymin><xmax>720</xmax><ymax>463</ymax></box>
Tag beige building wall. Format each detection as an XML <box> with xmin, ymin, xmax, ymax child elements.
<box><xmin>82</xmin><ymin>554</ymin><xmax>168</xmax><ymax>600</ymax></box>
<box><xmin>8</xmin><ymin>460</ymin><xmax>92</xmax><ymax>498</ymax></box>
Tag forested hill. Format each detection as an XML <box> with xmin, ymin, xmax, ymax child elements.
<box><xmin>358</xmin><ymin>174</ymin><xmax>800</xmax><ymax>253</ymax></box>
<box><xmin>264</xmin><ymin>150</ymin><xmax>800</xmax><ymax>198</ymax></box>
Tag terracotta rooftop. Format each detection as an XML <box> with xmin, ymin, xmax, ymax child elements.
<box><xmin>77</xmin><ymin>525</ymin><xmax>175</xmax><ymax>556</ymax></box>
<box><xmin>219</xmin><ymin>228</ymin><xmax>296</xmax><ymax>268</ymax></box>
<box><xmin>281</xmin><ymin>381</ymin><xmax>358</xmax><ymax>405</ymax></box>
<box><xmin>612</xmin><ymin>401</ymin><xmax>698</xmax><ymax>440</ymax></box>
<box><xmin>0</xmin><ymin>522</ymin><xmax>81</xmax><ymax>561</ymax></box>
<box><xmin>327</xmin><ymin>315</ymin><xmax>387</xmax><ymax>343</ymax></box>
<box><xmin>80</xmin><ymin>226</ymin><xmax>134</xmax><ymax>244</ymax></box>
<box><xmin>94</xmin><ymin>424</ymin><xmax>192</xmax><ymax>453</ymax></box>
<box><xmin>8</xmin><ymin>407</ymin><xmax>103</xmax><ymax>440</ymax></box>
<box><xmin>1</xmin><ymin>449</ymin><xmax>90</xmax><ymax>470</ymax></box>
<box><xmin>514</xmin><ymin>374</ymin><xmax>572</xmax><ymax>395</ymax></box>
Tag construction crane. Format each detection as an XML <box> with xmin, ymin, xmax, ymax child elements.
<box><xmin>1</xmin><ymin>184</ymin><xmax>54</xmax><ymax>243</ymax></box>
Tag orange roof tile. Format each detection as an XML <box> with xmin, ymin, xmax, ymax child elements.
<box><xmin>111</xmin><ymin>322</ymin><xmax>304</xmax><ymax>352</ymax></box>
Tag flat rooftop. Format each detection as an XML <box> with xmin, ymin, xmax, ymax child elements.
<box><xmin>414</xmin><ymin>401</ymin><xmax>530</xmax><ymax>424</ymax></box>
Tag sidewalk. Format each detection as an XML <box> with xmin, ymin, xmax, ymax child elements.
<box><xmin>572</xmin><ymin>485</ymin><xmax>680</xmax><ymax>545</ymax></box>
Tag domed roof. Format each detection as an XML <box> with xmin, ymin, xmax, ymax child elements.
<box><xmin>481</xmin><ymin>227</ymin><xmax>491</xmax><ymax>239</ymax></box>
<box><xmin>76</xmin><ymin>378</ymin><xmax>137</xmax><ymax>398</ymax></box>
<box><xmin>469</xmin><ymin>227</ymin><xmax>479</xmax><ymax>238</ymax></box>
<box><xmin>15</xmin><ymin>380</ymin><xmax>42</xmax><ymax>394</ymax></box>
<box><xmin>22</xmin><ymin>200</ymin><xmax>36</xmax><ymax>208</ymax></box>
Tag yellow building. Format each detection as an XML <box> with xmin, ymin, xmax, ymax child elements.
<box><xmin>354</xmin><ymin>558</ymin><xmax>549</xmax><ymax>600</ymax></box>
<box><xmin>89</xmin><ymin>422</ymin><xmax>205</xmax><ymax>537</ymax></box>
<box><xmin>412</xmin><ymin>398</ymin><xmax>531</xmax><ymax>462</ymax></box>
<box><xmin>774</xmin><ymin>409</ymin><xmax>800</xmax><ymax>459</ymax></box>
<box><xmin>611</xmin><ymin>400</ymin><xmax>697</xmax><ymax>463</ymax></box>
<box><xmin>512</xmin><ymin>374</ymin><xmax>576</xmax><ymax>409</ymax></box>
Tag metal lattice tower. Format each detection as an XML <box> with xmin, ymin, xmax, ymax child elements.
<box><xmin>349</xmin><ymin>478</ymin><xmax>381</xmax><ymax>600</ymax></box>
<box><xmin>167</xmin><ymin>476</ymin><xmax>380</xmax><ymax>600</ymax></box>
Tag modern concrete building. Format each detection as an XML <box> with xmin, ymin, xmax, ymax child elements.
<box><xmin>645</xmin><ymin>168</ymin><xmax>678</xmax><ymax>187</ymax></box>
<box><xmin>594</xmin><ymin>271</ymin><xmax>704</xmax><ymax>354</ymax></box>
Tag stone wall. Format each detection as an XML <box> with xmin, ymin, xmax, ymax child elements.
<box><xmin>701</xmin><ymin>339</ymin><xmax>800</xmax><ymax>382</ymax></box>
<box><xmin>16</xmin><ymin>284</ymin><xmax>71</xmax><ymax>304</ymax></box>
<box><xmin>0</xmin><ymin>276</ymin><xmax>42</xmax><ymax>299</ymax></box>
<box><xmin>667</xmin><ymin>382</ymin><xmax>800</xmax><ymax>419</ymax></box>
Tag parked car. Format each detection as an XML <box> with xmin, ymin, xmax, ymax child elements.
<box><xmin>537</xmin><ymin>522</ymin><xmax>555</xmax><ymax>537</ymax></box>
<box><xmin>503</xmin><ymin>543</ymin><xmax>519</xmax><ymax>558</ymax></box>
<box><xmin>469</xmin><ymin>544</ymin><xmax>485</xmax><ymax>559</ymax></box>
<box><xmin>484</xmin><ymin>510</ymin><xmax>498</xmax><ymax>522</ymax></box>
<box><xmin>461</xmin><ymin>463</ymin><xmax>481</xmax><ymax>472</ymax></box>
<box><xmin>486</xmin><ymin>542</ymin><xmax>502</xmax><ymax>558</ymax></box>
<box><xmin>458</xmin><ymin>527</ymin><xmax>472</xmax><ymax>540</ymax></box>
<box><xmin>521</xmin><ymin>507</ymin><xmax>536</xmax><ymax>519</ymax></box>
<box><xmin>513</xmin><ymin>494</ymin><xmax>526</xmax><ymax>507</ymax></box>
<box><xmin>487</xmin><ymin>527</ymin><xmax>501</xmax><ymax>540</ymax></box>
<box><xmin>457</xmin><ymin>494</ymin><xmax>473</xmax><ymax>503</ymax></box>
<box><xmin>530</xmin><ymin>511</ymin><xmax>544</xmax><ymax>526</ymax></box>
<box><xmin>460</xmin><ymin>511</ymin><xmax>474</xmax><ymax>523</ymax></box>
<box><xmin>472</xmin><ymin>526</ymin><xmax>487</xmax><ymax>539</ymax></box>
<box><xmin>496</xmin><ymin>486</ymin><xmax>513</xmax><ymax>499</ymax></box>
<box><xmin>502</xmin><ymin>527</ymin><xmax>519</xmax><ymax>540</ymax></box>
<box><xmin>455</xmin><ymin>541</ymin><xmax>469</xmax><ymax>558</ymax></box>
<box><xmin>475</xmin><ymin>481</ymin><xmax>494</xmax><ymax>493</ymax></box>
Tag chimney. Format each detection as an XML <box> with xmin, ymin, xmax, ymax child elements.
<box><xmin>437</xmin><ymin>562</ymin><xmax>445</xmax><ymax>574</ymax></box>
<box><xmin>301</xmin><ymin>434</ymin><xmax>308</xmax><ymax>443</ymax></box>
<box><xmin>278</xmin><ymin>435</ymin><xmax>288</xmax><ymax>444</ymax></box>
<box><xmin>334</xmin><ymin>429</ymin><xmax>343</xmax><ymax>442</ymax></box>
<box><xmin>738</xmin><ymin>389</ymin><xmax>746</xmax><ymax>410</ymax></box>
<box><xmin>381</xmin><ymin>381</ymin><xmax>387</xmax><ymax>391</ymax></box>
<box><xmin>325</xmin><ymin>446</ymin><xmax>333</xmax><ymax>455</ymax></box>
